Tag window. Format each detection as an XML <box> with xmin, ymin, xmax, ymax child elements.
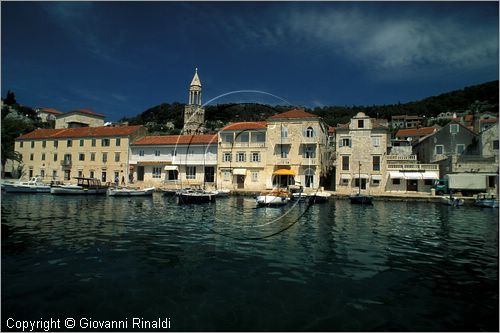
<box><xmin>204</xmin><ymin>167</ymin><xmax>215</xmax><ymax>183</ymax></box>
<box><xmin>152</xmin><ymin>167</ymin><xmax>162</xmax><ymax>179</ymax></box>
<box><xmin>102</xmin><ymin>171</ymin><xmax>107</xmax><ymax>182</ymax></box>
<box><xmin>102</xmin><ymin>152</ymin><xmax>107</xmax><ymax>163</ymax></box>
<box><xmin>41</xmin><ymin>153</ymin><xmax>45</xmax><ymax>161</ymax></box>
<box><xmin>341</xmin><ymin>178</ymin><xmax>349</xmax><ymax>186</ymax></box>
<box><xmin>79</xmin><ymin>153</ymin><xmax>85</xmax><ymax>161</ymax></box>
<box><xmin>221</xmin><ymin>133</ymin><xmax>233</xmax><ymax>143</ymax></box>
<box><xmin>251</xmin><ymin>152</ymin><xmax>260</xmax><ymax>162</ymax></box>
<box><xmin>342</xmin><ymin>156</ymin><xmax>349</xmax><ymax>171</ymax></box>
<box><xmin>305</xmin><ymin>127</ymin><xmax>314</xmax><ymax>137</ymax></box>
<box><xmin>80</xmin><ymin>139</ymin><xmax>84</xmax><ymax>147</ymax></box>
<box><xmin>304</xmin><ymin>147</ymin><xmax>315</xmax><ymax>158</ymax></box>
<box><xmin>236</xmin><ymin>132</ymin><xmax>249</xmax><ymax>142</ymax></box>
<box><xmin>494</xmin><ymin>140</ymin><xmax>499</xmax><ymax>150</ymax></box>
<box><xmin>340</xmin><ymin>138</ymin><xmax>351</xmax><ymax>147</ymax></box>
<box><xmin>372</xmin><ymin>137</ymin><xmax>380</xmax><ymax>147</ymax></box>
<box><xmin>155</xmin><ymin>150</ymin><xmax>161</xmax><ymax>156</ymax></box>
<box><xmin>435</xmin><ymin>145</ymin><xmax>444</xmax><ymax>155</ymax></box>
<box><xmin>90</xmin><ymin>153</ymin><xmax>95</xmax><ymax>161</ymax></box>
<box><xmin>188</xmin><ymin>149</ymin><xmax>195</xmax><ymax>157</ymax></box>
<box><xmin>91</xmin><ymin>138</ymin><xmax>96</xmax><ymax>147</ymax></box>
<box><xmin>281</xmin><ymin>126</ymin><xmax>288</xmax><ymax>138</ymax></box>
<box><xmin>252</xmin><ymin>132</ymin><xmax>266</xmax><ymax>143</ymax></box>
<box><xmin>223</xmin><ymin>152</ymin><xmax>232</xmax><ymax>162</ymax></box>
<box><xmin>116</xmin><ymin>138</ymin><xmax>121</xmax><ymax>146</ymax></box>
<box><xmin>30</xmin><ymin>153</ymin><xmax>34</xmax><ymax>161</ymax></box>
<box><xmin>223</xmin><ymin>171</ymin><xmax>231</xmax><ymax>181</ymax></box>
<box><xmin>167</xmin><ymin>170</ymin><xmax>178</xmax><ymax>181</ymax></box>
<box><xmin>31</xmin><ymin>141</ymin><xmax>35</xmax><ymax>148</ymax></box>
<box><xmin>67</xmin><ymin>140</ymin><xmax>72</xmax><ymax>147</ymax></box>
<box><xmin>54</xmin><ymin>140</ymin><xmax>58</xmax><ymax>148</ymax></box>
<box><xmin>237</xmin><ymin>152</ymin><xmax>246</xmax><ymax>162</ymax></box>
<box><xmin>90</xmin><ymin>171</ymin><xmax>94</xmax><ymax>179</ymax></box>
<box><xmin>54</xmin><ymin>153</ymin><xmax>58</xmax><ymax>162</ymax></box>
<box><xmin>102</xmin><ymin>138</ymin><xmax>110</xmax><ymax>147</ymax></box>
<box><xmin>280</xmin><ymin>149</ymin><xmax>288</xmax><ymax>158</ymax></box>
<box><xmin>372</xmin><ymin>156</ymin><xmax>380</xmax><ymax>171</ymax></box>
<box><xmin>450</xmin><ymin>124</ymin><xmax>459</xmax><ymax>134</ymax></box>
<box><xmin>78</xmin><ymin>170</ymin><xmax>83</xmax><ymax>178</ymax></box>
<box><xmin>64</xmin><ymin>170</ymin><xmax>71</xmax><ymax>181</ymax></box>
<box><xmin>251</xmin><ymin>172</ymin><xmax>258</xmax><ymax>182</ymax></box>
<box><xmin>64</xmin><ymin>154</ymin><xmax>72</xmax><ymax>162</ymax></box>
<box><xmin>186</xmin><ymin>166</ymin><xmax>196</xmax><ymax>179</ymax></box>
<box><xmin>456</xmin><ymin>144</ymin><xmax>465</xmax><ymax>154</ymax></box>
<box><xmin>358</xmin><ymin>119</ymin><xmax>364</xmax><ymax>128</ymax></box>
<box><xmin>392</xmin><ymin>179</ymin><xmax>401</xmax><ymax>185</ymax></box>
<box><xmin>172</xmin><ymin>149</ymin><xmax>177</xmax><ymax>156</ymax></box>
<box><xmin>20</xmin><ymin>142</ymin><xmax>23</xmax><ymax>148</ymax></box>
<box><xmin>52</xmin><ymin>170</ymin><xmax>57</xmax><ymax>179</ymax></box>
<box><xmin>372</xmin><ymin>179</ymin><xmax>380</xmax><ymax>186</ymax></box>
<box><xmin>139</xmin><ymin>150</ymin><xmax>144</xmax><ymax>157</ymax></box>
<box><xmin>40</xmin><ymin>169</ymin><xmax>45</xmax><ymax>178</ymax></box>
<box><xmin>115</xmin><ymin>152</ymin><xmax>120</xmax><ymax>162</ymax></box>
<box><xmin>42</xmin><ymin>141</ymin><xmax>46</xmax><ymax>148</ymax></box>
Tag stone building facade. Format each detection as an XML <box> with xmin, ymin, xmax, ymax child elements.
<box><xmin>55</xmin><ymin>109</ymin><xmax>105</xmax><ymax>129</ymax></box>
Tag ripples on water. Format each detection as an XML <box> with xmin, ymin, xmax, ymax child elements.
<box><xmin>2</xmin><ymin>193</ymin><xmax>498</xmax><ymax>331</ymax></box>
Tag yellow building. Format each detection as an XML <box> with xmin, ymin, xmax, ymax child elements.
<box><xmin>55</xmin><ymin>109</ymin><xmax>105</xmax><ymax>129</ymax></box>
<box><xmin>14</xmin><ymin>125</ymin><xmax>146</xmax><ymax>184</ymax></box>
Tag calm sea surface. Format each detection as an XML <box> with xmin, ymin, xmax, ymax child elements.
<box><xmin>1</xmin><ymin>193</ymin><xmax>498</xmax><ymax>331</ymax></box>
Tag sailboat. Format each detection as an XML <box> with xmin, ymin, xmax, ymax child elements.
<box><xmin>350</xmin><ymin>161</ymin><xmax>373</xmax><ymax>205</ymax></box>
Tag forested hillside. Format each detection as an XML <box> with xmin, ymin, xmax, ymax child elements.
<box><xmin>122</xmin><ymin>80</ymin><xmax>498</xmax><ymax>134</ymax></box>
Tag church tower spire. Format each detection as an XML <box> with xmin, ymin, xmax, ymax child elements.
<box><xmin>183</xmin><ymin>68</ymin><xmax>205</xmax><ymax>135</ymax></box>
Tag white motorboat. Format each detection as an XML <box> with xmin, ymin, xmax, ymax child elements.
<box><xmin>50</xmin><ymin>177</ymin><xmax>108</xmax><ymax>195</ymax></box>
<box><xmin>3</xmin><ymin>177</ymin><xmax>51</xmax><ymax>193</ymax></box>
<box><xmin>108</xmin><ymin>187</ymin><xmax>155</xmax><ymax>197</ymax></box>
<box><xmin>441</xmin><ymin>195</ymin><xmax>464</xmax><ymax>206</ymax></box>
<box><xmin>309</xmin><ymin>191</ymin><xmax>331</xmax><ymax>203</ymax></box>
<box><xmin>256</xmin><ymin>190</ymin><xmax>289</xmax><ymax>206</ymax></box>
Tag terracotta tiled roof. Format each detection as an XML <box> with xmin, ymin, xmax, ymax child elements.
<box><xmin>480</xmin><ymin>118</ymin><xmax>498</xmax><ymax>123</ymax></box>
<box><xmin>56</xmin><ymin>108</ymin><xmax>105</xmax><ymax>118</ymax></box>
<box><xmin>220</xmin><ymin>121</ymin><xmax>268</xmax><ymax>131</ymax></box>
<box><xmin>396</xmin><ymin>127</ymin><xmax>437</xmax><ymax>138</ymax></box>
<box><xmin>16</xmin><ymin>125</ymin><xmax>144</xmax><ymax>140</ymax></box>
<box><xmin>268</xmin><ymin>108</ymin><xmax>318</xmax><ymax>120</ymax></box>
<box><xmin>38</xmin><ymin>108</ymin><xmax>63</xmax><ymax>115</ymax></box>
<box><xmin>132</xmin><ymin>134</ymin><xmax>217</xmax><ymax>145</ymax></box>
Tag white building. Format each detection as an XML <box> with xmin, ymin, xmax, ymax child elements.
<box><xmin>130</xmin><ymin>134</ymin><xmax>217</xmax><ymax>188</ymax></box>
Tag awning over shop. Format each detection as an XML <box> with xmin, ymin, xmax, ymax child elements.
<box><xmin>233</xmin><ymin>168</ymin><xmax>247</xmax><ymax>175</ymax></box>
<box><xmin>164</xmin><ymin>165</ymin><xmax>178</xmax><ymax>171</ymax></box>
<box><xmin>421</xmin><ymin>172</ymin><xmax>439</xmax><ymax>180</ymax></box>
<box><xmin>340</xmin><ymin>174</ymin><xmax>351</xmax><ymax>180</ymax></box>
<box><xmin>371</xmin><ymin>175</ymin><xmax>382</xmax><ymax>180</ymax></box>
<box><xmin>272</xmin><ymin>169</ymin><xmax>296</xmax><ymax>176</ymax></box>
<box><xmin>389</xmin><ymin>171</ymin><xmax>405</xmax><ymax>179</ymax></box>
<box><xmin>403</xmin><ymin>172</ymin><xmax>423</xmax><ymax>180</ymax></box>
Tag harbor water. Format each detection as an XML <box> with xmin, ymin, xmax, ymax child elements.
<box><xmin>1</xmin><ymin>193</ymin><xmax>498</xmax><ymax>331</ymax></box>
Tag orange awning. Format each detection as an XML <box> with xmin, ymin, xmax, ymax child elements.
<box><xmin>273</xmin><ymin>169</ymin><xmax>296</xmax><ymax>176</ymax></box>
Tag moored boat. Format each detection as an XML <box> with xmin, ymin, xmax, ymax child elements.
<box><xmin>50</xmin><ymin>177</ymin><xmax>108</xmax><ymax>195</ymax></box>
<box><xmin>441</xmin><ymin>195</ymin><xmax>464</xmax><ymax>206</ymax></box>
<box><xmin>3</xmin><ymin>177</ymin><xmax>51</xmax><ymax>193</ymax></box>
<box><xmin>256</xmin><ymin>189</ymin><xmax>289</xmax><ymax>207</ymax></box>
<box><xmin>308</xmin><ymin>191</ymin><xmax>331</xmax><ymax>204</ymax></box>
<box><xmin>474</xmin><ymin>193</ymin><xmax>499</xmax><ymax>208</ymax></box>
<box><xmin>350</xmin><ymin>193</ymin><xmax>373</xmax><ymax>205</ymax></box>
<box><xmin>108</xmin><ymin>187</ymin><xmax>155</xmax><ymax>197</ymax></box>
<box><xmin>178</xmin><ymin>189</ymin><xmax>216</xmax><ymax>204</ymax></box>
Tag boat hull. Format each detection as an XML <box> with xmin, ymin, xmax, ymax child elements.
<box><xmin>108</xmin><ymin>187</ymin><xmax>155</xmax><ymax>196</ymax></box>
<box><xmin>474</xmin><ymin>200</ymin><xmax>499</xmax><ymax>208</ymax></box>
<box><xmin>51</xmin><ymin>186</ymin><xmax>107</xmax><ymax>195</ymax></box>
<box><xmin>4</xmin><ymin>184</ymin><xmax>51</xmax><ymax>193</ymax></box>
<box><xmin>350</xmin><ymin>194</ymin><xmax>373</xmax><ymax>205</ymax></box>
<box><xmin>256</xmin><ymin>195</ymin><xmax>288</xmax><ymax>206</ymax></box>
<box><xmin>178</xmin><ymin>193</ymin><xmax>215</xmax><ymax>204</ymax></box>
<box><xmin>441</xmin><ymin>197</ymin><xmax>464</xmax><ymax>206</ymax></box>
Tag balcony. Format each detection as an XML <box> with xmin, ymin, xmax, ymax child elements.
<box><xmin>301</xmin><ymin>157</ymin><xmax>317</xmax><ymax>165</ymax></box>
<box><xmin>276</xmin><ymin>158</ymin><xmax>291</xmax><ymax>165</ymax></box>
<box><xmin>386</xmin><ymin>155</ymin><xmax>417</xmax><ymax>161</ymax></box>
<box><xmin>301</xmin><ymin>136</ymin><xmax>317</xmax><ymax>144</ymax></box>
<box><xmin>60</xmin><ymin>160</ymin><xmax>72</xmax><ymax>169</ymax></box>
<box><xmin>387</xmin><ymin>163</ymin><xmax>439</xmax><ymax>171</ymax></box>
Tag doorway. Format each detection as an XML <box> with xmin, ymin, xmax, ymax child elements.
<box><xmin>407</xmin><ymin>179</ymin><xmax>418</xmax><ymax>191</ymax></box>
<box><xmin>236</xmin><ymin>175</ymin><xmax>245</xmax><ymax>189</ymax></box>
<box><xmin>137</xmin><ymin>166</ymin><xmax>144</xmax><ymax>181</ymax></box>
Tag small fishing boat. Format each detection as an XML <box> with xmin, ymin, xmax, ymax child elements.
<box><xmin>50</xmin><ymin>177</ymin><xmax>108</xmax><ymax>195</ymax></box>
<box><xmin>441</xmin><ymin>195</ymin><xmax>464</xmax><ymax>206</ymax></box>
<box><xmin>3</xmin><ymin>177</ymin><xmax>51</xmax><ymax>193</ymax></box>
<box><xmin>108</xmin><ymin>187</ymin><xmax>155</xmax><ymax>197</ymax></box>
<box><xmin>178</xmin><ymin>189</ymin><xmax>216</xmax><ymax>204</ymax></box>
<box><xmin>256</xmin><ymin>189</ymin><xmax>289</xmax><ymax>207</ymax></box>
<box><xmin>474</xmin><ymin>193</ymin><xmax>499</xmax><ymax>208</ymax></box>
<box><xmin>350</xmin><ymin>162</ymin><xmax>373</xmax><ymax>205</ymax></box>
<box><xmin>308</xmin><ymin>191</ymin><xmax>331</xmax><ymax>204</ymax></box>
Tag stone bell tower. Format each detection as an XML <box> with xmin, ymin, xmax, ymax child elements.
<box><xmin>182</xmin><ymin>68</ymin><xmax>205</xmax><ymax>135</ymax></box>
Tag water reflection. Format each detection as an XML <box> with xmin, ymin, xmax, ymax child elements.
<box><xmin>1</xmin><ymin>193</ymin><xmax>498</xmax><ymax>331</ymax></box>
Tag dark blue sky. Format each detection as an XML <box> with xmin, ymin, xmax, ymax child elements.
<box><xmin>2</xmin><ymin>1</ymin><xmax>498</xmax><ymax>121</ymax></box>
